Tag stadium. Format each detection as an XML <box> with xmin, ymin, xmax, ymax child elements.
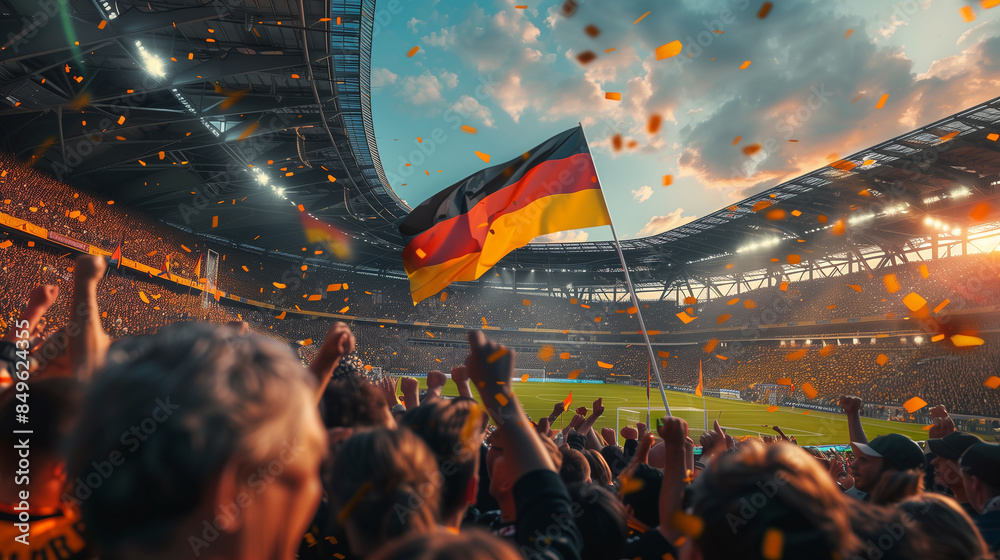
<box><xmin>1</xmin><ymin>0</ymin><xmax>1000</xmax><ymax>559</ymax></box>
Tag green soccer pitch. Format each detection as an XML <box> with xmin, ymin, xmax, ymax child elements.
<box><xmin>416</xmin><ymin>379</ymin><xmax>930</xmax><ymax>447</ymax></box>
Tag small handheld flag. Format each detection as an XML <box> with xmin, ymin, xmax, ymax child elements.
<box><xmin>399</xmin><ymin>126</ymin><xmax>611</xmax><ymax>304</ymax></box>
<box><xmin>299</xmin><ymin>211</ymin><xmax>352</xmax><ymax>260</ymax></box>
<box><xmin>110</xmin><ymin>241</ymin><xmax>122</xmax><ymax>269</ymax></box>
<box><xmin>695</xmin><ymin>361</ymin><xmax>704</xmax><ymax>397</ymax></box>
<box><xmin>562</xmin><ymin>391</ymin><xmax>573</xmax><ymax>410</ymax></box>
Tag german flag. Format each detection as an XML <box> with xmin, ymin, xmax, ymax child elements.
<box><xmin>299</xmin><ymin>211</ymin><xmax>352</xmax><ymax>260</ymax></box>
<box><xmin>399</xmin><ymin>126</ymin><xmax>611</xmax><ymax>304</ymax></box>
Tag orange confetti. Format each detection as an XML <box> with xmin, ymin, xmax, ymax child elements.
<box><xmin>752</xmin><ymin>200</ymin><xmax>772</xmax><ymax>212</ymax></box>
<box><xmin>984</xmin><ymin>376</ymin><xmax>1000</xmax><ymax>389</ymax></box>
<box><xmin>627</xmin><ymin>306</ymin><xmax>638</xmax><ymax>314</ymax></box>
<box><xmin>933</xmin><ymin>299</ymin><xmax>950</xmax><ymax>314</ymax></box>
<box><xmin>902</xmin><ymin>292</ymin><xmax>926</xmax><ymax>312</ymax></box>
<box><xmin>844</xmin><ymin>29</ymin><xmax>854</xmax><ymax>38</ymax></box>
<box><xmin>273</xmin><ymin>282</ymin><xmax>286</xmax><ymax>289</ymax></box>
<box><xmin>648</xmin><ymin>114</ymin><xmax>662</xmax><ymax>134</ymax></box>
<box><xmin>766</xmin><ymin>405</ymin><xmax>779</xmax><ymax>412</ymax></box>
<box><xmin>847</xmin><ymin>284</ymin><xmax>862</xmax><ymax>293</ymax></box>
<box><xmin>407</xmin><ymin>46</ymin><xmax>420</xmax><ymax>57</ymax></box>
<box><xmin>683</xmin><ymin>296</ymin><xmax>697</xmax><ymax>305</ymax></box>
<box><xmin>785</xmin><ymin>350</ymin><xmax>807</xmax><ymax>361</ymax></box>
<box><xmin>875</xmin><ymin>354</ymin><xmax>889</xmax><ymax>366</ymax></box>
<box><xmin>988</xmin><ymin>133</ymin><xmax>1000</xmax><ymax>141</ymax></box>
<box><xmin>802</xmin><ymin>383</ymin><xmax>818</xmax><ymax>399</ymax></box>
<box><xmin>475</xmin><ymin>151</ymin><xmax>490</xmax><ymax>163</ymax></box>
<box><xmin>786</xmin><ymin>254</ymin><xmax>801</xmax><ymax>265</ymax></box>
<box><xmin>726</xmin><ymin>298</ymin><xmax>740</xmax><ymax>306</ymax></box>
<box><xmin>742</xmin><ymin>143</ymin><xmax>761</xmax><ymax>156</ymax></box>
<box><xmin>951</xmin><ymin>334</ymin><xmax>984</xmax><ymax>347</ymax></box>
<box><xmin>779</xmin><ymin>281</ymin><xmax>788</xmax><ymax>292</ymax></box>
<box><xmin>960</xmin><ymin>5</ymin><xmax>975</xmax><ymax>21</ymax></box>
<box><xmin>704</xmin><ymin>338</ymin><xmax>719</xmax><ymax>353</ymax></box>
<box><xmin>969</xmin><ymin>202</ymin><xmax>991</xmax><ymax>221</ymax></box>
<box><xmin>211</xmin><ymin>216</ymin><xmax>218</xmax><ymax>228</ymax></box>
<box><xmin>568</xmin><ymin>369</ymin><xmax>583</xmax><ymax>380</ymax></box>
<box><xmin>761</xmin><ymin>528</ymin><xmax>784</xmax><ymax>560</ymax></box>
<box><xmin>605</xmin><ymin>92</ymin><xmax>621</xmax><ymax>101</ymax></box>
<box><xmin>676</xmin><ymin>311</ymin><xmax>697</xmax><ymax>324</ymax></box>
<box><xmin>537</xmin><ymin>345</ymin><xmax>555</xmax><ymax>362</ymax></box>
<box><xmin>655</xmin><ymin>40</ymin><xmax>683</xmax><ymax>60</ymax></box>
<box><xmin>522</xmin><ymin>299</ymin><xmax>531</xmax><ymax>306</ymax></box>
<box><xmin>883</xmin><ymin>274</ymin><xmax>901</xmax><ymax>294</ymax></box>
<box><xmin>487</xmin><ymin>347</ymin><xmax>509</xmax><ymax>364</ymax></box>
<box><xmin>671</xmin><ymin>511</ymin><xmax>704</xmax><ymax>537</ymax></box>
<box><xmin>875</xmin><ymin>94</ymin><xmax>889</xmax><ymax>109</ymax></box>
<box><xmin>739</xmin><ymin>60</ymin><xmax>752</xmax><ymax>70</ymax></box>
<box><xmin>757</xmin><ymin>1</ymin><xmax>773</xmax><ymax>18</ymax></box>
<box><xmin>662</xmin><ymin>175</ymin><xmax>673</xmax><ymax>186</ymax></box>
<box><xmin>716</xmin><ymin>314</ymin><xmax>731</xmax><ymax>324</ymax></box>
<box><xmin>831</xmin><ymin>220</ymin><xmax>846</xmax><ymax>235</ymax></box>
<box><xmin>117</xmin><ymin>115</ymin><xmax>126</xmax><ymax>125</ymax></box>
<box><xmin>743</xmin><ymin>300</ymin><xmax>756</xmax><ymax>309</ymax></box>
<box><xmin>766</xmin><ymin>209</ymin><xmax>786</xmax><ymax>220</ymax></box>
<box><xmin>903</xmin><ymin>397</ymin><xmax>927</xmax><ymax>413</ymax></box>
<box><xmin>597</xmin><ymin>361</ymin><xmax>613</xmax><ymax>369</ymax></box>
<box><xmin>633</xmin><ymin>11</ymin><xmax>651</xmax><ymax>24</ymax></box>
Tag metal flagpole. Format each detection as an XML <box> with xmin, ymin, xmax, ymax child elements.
<box><xmin>579</xmin><ymin>123</ymin><xmax>672</xmax><ymax>417</ymax></box>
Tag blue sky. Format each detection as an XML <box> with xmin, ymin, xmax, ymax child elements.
<box><xmin>369</xmin><ymin>0</ymin><xmax>1000</xmax><ymax>242</ymax></box>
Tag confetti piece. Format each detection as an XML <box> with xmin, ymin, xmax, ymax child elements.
<box><xmin>568</xmin><ymin>369</ymin><xmax>584</xmax><ymax>380</ymax></box>
<box><xmin>988</xmin><ymin>133</ymin><xmax>1000</xmax><ymax>141</ymax></box>
<box><xmin>487</xmin><ymin>347</ymin><xmax>509</xmax><ymax>364</ymax></box>
<box><xmin>931</xmin><ymin>334</ymin><xmax>946</xmax><ymax>342</ymax></box>
<box><xmin>475</xmin><ymin>151</ymin><xmax>490</xmax><ymax>163</ymax></box>
<box><xmin>407</xmin><ymin>46</ymin><xmax>420</xmax><ymax>57</ymax></box>
<box><xmin>326</xmin><ymin>283</ymin><xmax>341</xmax><ymax>291</ymax></box>
<box><xmin>117</xmin><ymin>115</ymin><xmax>126</xmax><ymax>125</ymax></box>
<box><xmin>743</xmin><ymin>300</ymin><xmax>757</xmax><ymax>309</ymax></box>
<box><xmin>876</xmin><ymin>354</ymin><xmax>889</xmax><ymax>366</ymax></box>
<box><xmin>960</xmin><ymin>5</ymin><xmax>975</xmax><ymax>21</ymax></box>
<box><xmin>627</xmin><ymin>306</ymin><xmax>637</xmax><ymax>314</ymax></box>
<box><xmin>704</xmin><ymin>338</ymin><xmax>719</xmax><ymax>353</ymax></box>
<box><xmin>969</xmin><ymin>202</ymin><xmax>991</xmax><ymax>221</ymax></box>
<box><xmin>903</xmin><ymin>396</ymin><xmax>927</xmax><ymax>413</ymax></box>
<box><xmin>595</xmin><ymin>361</ymin><xmax>613</xmax><ymax>369</ymax></box>
<box><xmin>739</xmin><ymin>60</ymin><xmax>752</xmax><ymax>70</ymax></box>
<box><xmin>752</xmin><ymin>200</ymin><xmax>772</xmax><ymax>212</ymax></box>
<box><xmin>662</xmin><ymin>175</ymin><xmax>673</xmax><ymax>186</ymax></box>
<box><xmin>633</xmin><ymin>10</ymin><xmax>651</xmax><ymax>24</ymax></box>
<box><xmin>605</xmin><ymin>92</ymin><xmax>621</xmax><ymax>101</ymax></box>
<box><xmin>594</xmin><ymin>317</ymin><xmax>602</xmax><ymax>322</ymax></box>
<box><xmin>560</xmin><ymin>0</ymin><xmax>578</xmax><ymax>16</ymax></box>
<box><xmin>576</xmin><ymin>50</ymin><xmax>597</xmax><ymax>64</ymax></box>
<box><xmin>538</xmin><ymin>345</ymin><xmax>555</xmax><ymax>361</ymax></box>
<box><xmin>766</xmin><ymin>406</ymin><xmax>779</xmax><ymax>412</ymax></box>
<box><xmin>676</xmin><ymin>311</ymin><xmax>697</xmax><ymax>324</ymax></box>
<box><xmin>585</xmin><ymin>24</ymin><xmax>600</xmax><ymax>37</ymax></box>
<box><xmin>761</xmin><ymin>528</ymin><xmax>784</xmax><ymax>560</ymax></box>
<box><xmin>604</xmin><ymin>48</ymin><xmax>616</xmax><ymax>53</ymax></box>
<box><xmin>671</xmin><ymin>511</ymin><xmax>704</xmax><ymax>537</ymax></box>
<box><xmin>139</xmin><ymin>291</ymin><xmax>149</xmax><ymax>304</ymax></box>
<box><xmin>570</xmin><ymin>298</ymin><xmax>578</xmax><ymax>304</ymax></box>
<box><xmin>655</xmin><ymin>40</ymin><xmax>683</xmax><ymax>60</ymax></box>
<box><xmin>779</xmin><ymin>281</ymin><xmax>789</xmax><ymax>292</ymax></box>
<box><xmin>725</xmin><ymin>298</ymin><xmax>740</xmax><ymax>306</ymax></box>
<box><xmin>757</xmin><ymin>1</ymin><xmax>773</xmax><ymax>18</ymax></box>
<box><xmin>273</xmin><ymin>282</ymin><xmax>286</xmax><ymax>289</ymax></box>
<box><xmin>0</xmin><ymin>241</ymin><xmax>10</xmax><ymax>249</ymax></box>
<box><xmin>785</xmin><ymin>349</ymin><xmax>807</xmax><ymax>361</ymax></box>
<box><xmin>716</xmin><ymin>314</ymin><xmax>731</xmax><ymax>324</ymax></box>
<box><xmin>766</xmin><ymin>209</ymin><xmax>786</xmax><ymax>220</ymax></box>
<box><xmin>742</xmin><ymin>143</ymin><xmax>761</xmax><ymax>156</ymax></box>
<box><xmin>902</xmin><ymin>292</ymin><xmax>926</xmax><ymax>312</ymax></box>
<box><xmin>847</xmin><ymin>284</ymin><xmax>862</xmax><ymax>293</ymax></box>
<box><xmin>883</xmin><ymin>274</ymin><xmax>901</xmax><ymax>293</ymax></box>
<box><xmin>786</xmin><ymin>254</ymin><xmax>801</xmax><ymax>265</ymax></box>
<box><xmin>802</xmin><ymin>382</ymin><xmax>818</xmax><ymax>399</ymax></box>
<box><xmin>844</xmin><ymin>29</ymin><xmax>854</xmax><ymax>38</ymax></box>
<box><xmin>951</xmin><ymin>334</ymin><xmax>984</xmax><ymax>347</ymax></box>
<box><xmin>522</xmin><ymin>299</ymin><xmax>531</xmax><ymax>306</ymax></box>
<box><xmin>211</xmin><ymin>216</ymin><xmax>218</xmax><ymax>228</ymax></box>
<box><xmin>495</xmin><ymin>393</ymin><xmax>509</xmax><ymax>406</ymax></box>
<box><xmin>985</xmin><ymin>376</ymin><xmax>1000</xmax><ymax>389</ymax></box>
<box><xmin>648</xmin><ymin>114</ymin><xmax>662</xmax><ymax>134</ymax></box>
<box><xmin>875</xmin><ymin>94</ymin><xmax>889</xmax><ymax>109</ymax></box>
<box><xmin>619</xmin><ymin>475</ymin><xmax>644</xmax><ymax>495</ymax></box>
<box><xmin>515</xmin><ymin>4</ymin><xmax>528</xmax><ymax>8</ymax></box>
<box><xmin>832</xmin><ymin>220</ymin><xmax>846</xmax><ymax>235</ymax></box>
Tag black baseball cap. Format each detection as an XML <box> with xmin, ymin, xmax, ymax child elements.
<box><xmin>959</xmin><ymin>442</ymin><xmax>1000</xmax><ymax>487</ymax></box>
<box><xmin>851</xmin><ymin>434</ymin><xmax>925</xmax><ymax>471</ymax></box>
<box><xmin>927</xmin><ymin>431</ymin><xmax>981</xmax><ymax>461</ymax></box>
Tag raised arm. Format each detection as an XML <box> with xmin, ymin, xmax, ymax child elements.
<box><xmin>308</xmin><ymin>321</ymin><xmax>356</xmax><ymax>403</ymax></box>
<box><xmin>450</xmin><ymin>364</ymin><xmax>474</xmax><ymax>400</ymax></box>
<box><xmin>68</xmin><ymin>255</ymin><xmax>111</xmax><ymax>382</ymax></box>
<box><xmin>838</xmin><ymin>395</ymin><xmax>868</xmax><ymax>445</ymax></box>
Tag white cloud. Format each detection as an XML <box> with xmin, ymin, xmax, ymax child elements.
<box><xmin>532</xmin><ymin>230</ymin><xmax>590</xmax><ymax>243</ymax></box>
<box><xmin>370</xmin><ymin>67</ymin><xmax>397</xmax><ymax>88</ymax></box>
<box><xmin>631</xmin><ymin>185</ymin><xmax>653</xmax><ymax>203</ymax></box>
<box><xmin>439</xmin><ymin>71</ymin><xmax>459</xmax><ymax>89</ymax></box>
<box><xmin>407</xmin><ymin>18</ymin><xmax>426</xmax><ymax>33</ymax></box>
<box><xmin>423</xmin><ymin>28</ymin><xmax>453</xmax><ymax>47</ymax></box>
<box><xmin>447</xmin><ymin>95</ymin><xmax>495</xmax><ymax>127</ymax></box>
<box><xmin>397</xmin><ymin>71</ymin><xmax>452</xmax><ymax>106</ymax></box>
<box><xmin>636</xmin><ymin>209</ymin><xmax>697</xmax><ymax>237</ymax></box>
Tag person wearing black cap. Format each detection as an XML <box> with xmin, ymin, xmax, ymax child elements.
<box><xmin>927</xmin><ymin>431</ymin><xmax>982</xmax><ymax>517</ymax></box>
<box><xmin>850</xmin><ymin>433</ymin><xmax>926</xmax><ymax>497</ymax></box>
<box><xmin>959</xmin><ymin>442</ymin><xmax>1000</xmax><ymax>554</ymax></box>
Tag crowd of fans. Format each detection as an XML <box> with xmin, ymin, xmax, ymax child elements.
<box><xmin>2</xmin><ymin>256</ymin><xmax>999</xmax><ymax>560</ymax></box>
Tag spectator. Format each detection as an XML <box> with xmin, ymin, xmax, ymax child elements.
<box><xmin>959</xmin><ymin>442</ymin><xmax>1000</xmax><ymax>554</ymax></box>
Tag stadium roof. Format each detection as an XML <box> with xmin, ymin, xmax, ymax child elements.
<box><xmin>0</xmin><ymin>0</ymin><xmax>407</xmax><ymax>262</ymax></box>
<box><xmin>2</xmin><ymin>4</ymin><xmax>999</xmax><ymax>289</ymax></box>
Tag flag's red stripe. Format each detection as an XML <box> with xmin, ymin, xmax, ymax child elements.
<box><xmin>402</xmin><ymin>152</ymin><xmax>598</xmax><ymax>270</ymax></box>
